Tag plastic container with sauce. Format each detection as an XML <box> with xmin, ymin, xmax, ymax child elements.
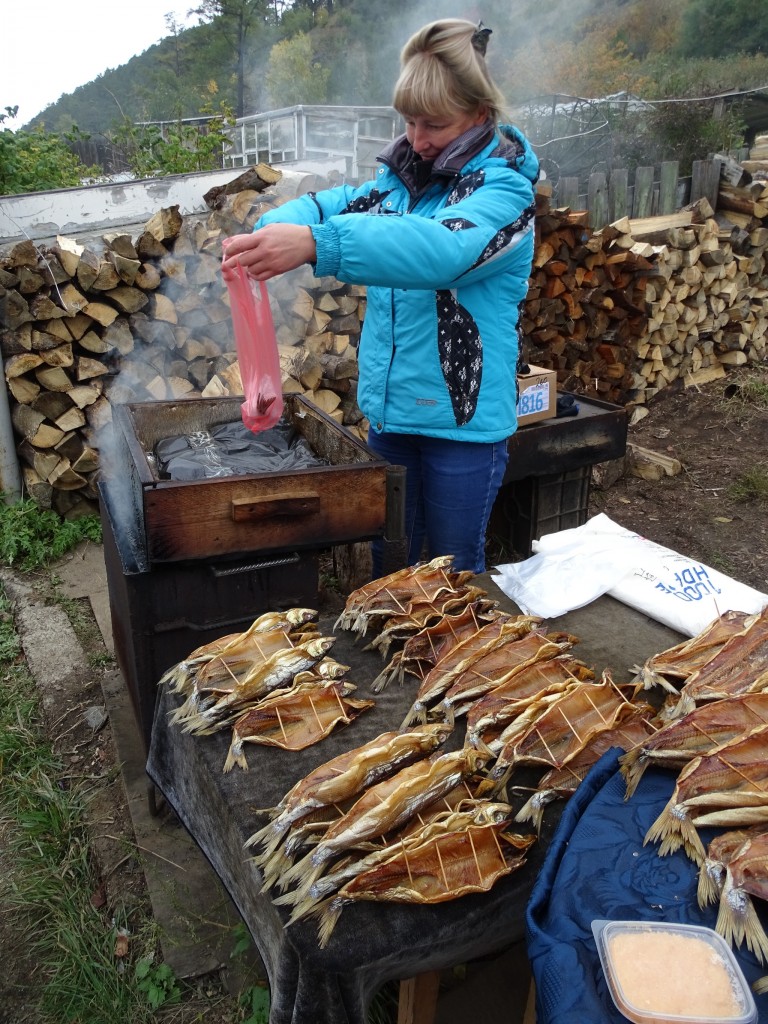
<box><xmin>591</xmin><ymin>919</ymin><xmax>758</xmax><ymax>1024</ymax></box>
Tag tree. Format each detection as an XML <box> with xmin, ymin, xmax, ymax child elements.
<box><xmin>0</xmin><ymin>107</ymin><xmax>101</xmax><ymax>195</ymax></box>
<box><xmin>191</xmin><ymin>0</ymin><xmax>274</xmax><ymax>116</ymax></box>
<box><xmin>265</xmin><ymin>33</ymin><xmax>330</xmax><ymax>106</ymax></box>
<box><xmin>677</xmin><ymin>0</ymin><xmax>768</xmax><ymax>58</ymax></box>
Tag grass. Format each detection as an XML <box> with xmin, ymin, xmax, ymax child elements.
<box><xmin>0</xmin><ymin>498</ymin><xmax>184</xmax><ymax>1023</ymax></box>
<box><xmin>726</xmin><ymin>465</ymin><xmax>768</xmax><ymax>503</ymax></box>
<box><xmin>0</xmin><ymin>585</ymin><xmax>170</xmax><ymax>1023</ymax></box>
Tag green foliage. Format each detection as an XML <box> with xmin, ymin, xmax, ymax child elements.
<box><xmin>0</xmin><ymin>496</ymin><xmax>102</xmax><ymax>571</ymax></box>
<box><xmin>110</xmin><ymin>95</ymin><xmax>235</xmax><ymax>177</ymax></box>
<box><xmin>0</xmin><ymin>106</ymin><xmax>101</xmax><ymax>195</ymax></box>
<box><xmin>134</xmin><ymin>959</ymin><xmax>182</xmax><ymax>1009</ymax></box>
<box><xmin>239</xmin><ymin>983</ymin><xmax>271</xmax><ymax>1023</ymax></box>
<box><xmin>677</xmin><ymin>0</ymin><xmax>768</xmax><ymax>58</ymax></box>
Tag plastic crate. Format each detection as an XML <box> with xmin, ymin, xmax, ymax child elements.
<box><xmin>489</xmin><ymin>466</ymin><xmax>591</xmax><ymax>559</ymax></box>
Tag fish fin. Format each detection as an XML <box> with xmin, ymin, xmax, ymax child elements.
<box><xmin>316</xmin><ymin>897</ymin><xmax>345</xmax><ymax>948</ymax></box>
<box><xmin>468</xmin><ymin>733</ymin><xmax>496</xmax><ymax>759</ymax></box>
<box><xmin>753</xmin><ymin>976</ymin><xmax>768</xmax><ymax>996</ymax></box>
<box><xmin>278</xmin><ymin>855</ymin><xmax>325</xmax><ymax>894</ymax></box>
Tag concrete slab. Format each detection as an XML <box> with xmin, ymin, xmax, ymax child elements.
<box><xmin>101</xmin><ymin>668</ymin><xmax>264</xmax><ymax>989</ymax></box>
<box><xmin>54</xmin><ymin>540</ymin><xmax>114</xmax><ymax>654</ymax></box>
<box><xmin>0</xmin><ymin>570</ymin><xmax>85</xmax><ymax>694</ymax></box>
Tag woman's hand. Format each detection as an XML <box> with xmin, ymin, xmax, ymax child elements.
<box><xmin>221</xmin><ymin>224</ymin><xmax>317</xmax><ymax>281</ymax></box>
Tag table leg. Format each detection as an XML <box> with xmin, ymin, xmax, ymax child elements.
<box><xmin>397</xmin><ymin>971</ymin><xmax>441</xmax><ymax>1024</ymax></box>
<box><xmin>523</xmin><ymin>978</ymin><xmax>536</xmax><ymax>1023</ymax></box>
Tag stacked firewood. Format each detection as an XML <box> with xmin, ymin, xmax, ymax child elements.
<box><xmin>524</xmin><ymin>172</ymin><xmax>768</xmax><ymax>407</ymax></box>
<box><xmin>3</xmin><ymin>158</ymin><xmax>768</xmax><ymax>514</ymax></box>
<box><xmin>0</xmin><ymin>165</ymin><xmax>369</xmax><ymax>514</ymax></box>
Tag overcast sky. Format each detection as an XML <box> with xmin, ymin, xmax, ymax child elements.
<box><xmin>3</xmin><ymin>1</ymin><xmax>194</xmax><ymax>124</ymax></box>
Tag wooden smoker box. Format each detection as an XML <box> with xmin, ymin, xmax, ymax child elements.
<box><xmin>112</xmin><ymin>393</ymin><xmax>405</xmax><ymax>564</ymax></box>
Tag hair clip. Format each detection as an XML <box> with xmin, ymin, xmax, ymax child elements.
<box><xmin>471</xmin><ymin>22</ymin><xmax>492</xmax><ymax>56</ymax></box>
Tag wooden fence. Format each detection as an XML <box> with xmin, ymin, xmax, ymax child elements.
<box><xmin>548</xmin><ymin>149</ymin><xmax>751</xmax><ymax>227</ymax></box>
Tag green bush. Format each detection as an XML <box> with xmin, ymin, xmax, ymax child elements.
<box><xmin>0</xmin><ymin>497</ymin><xmax>101</xmax><ymax>570</ymax></box>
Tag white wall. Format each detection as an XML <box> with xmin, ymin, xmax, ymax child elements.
<box><xmin>0</xmin><ymin>167</ymin><xmax>319</xmax><ymax>245</ymax></box>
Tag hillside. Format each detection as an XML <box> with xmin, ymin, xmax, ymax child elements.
<box><xmin>23</xmin><ymin>0</ymin><xmax>768</xmax><ymax>145</ymax></box>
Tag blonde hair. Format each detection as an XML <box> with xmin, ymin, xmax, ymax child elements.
<box><xmin>393</xmin><ymin>19</ymin><xmax>506</xmax><ymax>124</ymax></box>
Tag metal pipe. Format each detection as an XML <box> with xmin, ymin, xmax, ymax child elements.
<box><xmin>0</xmin><ymin>373</ymin><xmax>21</xmax><ymax>502</ymax></box>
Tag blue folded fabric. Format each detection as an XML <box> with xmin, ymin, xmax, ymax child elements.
<box><xmin>525</xmin><ymin>749</ymin><xmax>768</xmax><ymax>1023</ymax></box>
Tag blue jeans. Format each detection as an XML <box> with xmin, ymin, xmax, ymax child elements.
<box><xmin>366</xmin><ymin>430</ymin><xmax>509</xmax><ymax>576</ymax></box>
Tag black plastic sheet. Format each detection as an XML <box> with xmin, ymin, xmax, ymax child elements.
<box><xmin>154</xmin><ymin>418</ymin><xmax>327</xmax><ymax>481</ymax></box>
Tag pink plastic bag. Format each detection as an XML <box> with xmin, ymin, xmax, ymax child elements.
<box><xmin>223</xmin><ymin>261</ymin><xmax>283</xmax><ymax>433</ymax></box>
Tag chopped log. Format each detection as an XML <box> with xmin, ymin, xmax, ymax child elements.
<box><xmin>51</xmin><ymin>236</ymin><xmax>83</xmax><ymax>277</ymax></box>
<box><xmin>48</xmin><ymin>458</ymin><xmax>87</xmax><ymax>490</ymax></box>
<box><xmin>151</xmin><ymin>293</ymin><xmax>178</xmax><ymax>324</ymax></box>
<box><xmin>134</xmin><ymin>263</ymin><xmax>162</xmax><ymax>290</ymax></box>
<box><xmin>7</xmin><ymin>376</ymin><xmax>40</xmax><ymax>403</ymax></box>
<box><xmin>76</xmin><ymin>356</ymin><xmax>110</xmax><ymax>382</ymax></box>
<box><xmin>12</xmin><ymin>404</ymin><xmax>65</xmax><ymax>447</ymax></box>
<box><xmin>83</xmin><ymin>300</ymin><xmax>119</xmax><ymax>328</ymax></box>
<box><xmin>21</xmin><ymin>465</ymin><xmax>53</xmax><ymax>507</ymax></box>
<box><xmin>5</xmin><ymin>352</ymin><xmax>43</xmax><ymax>377</ymax></box>
<box><xmin>627</xmin><ymin>443</ymin><xmax>682</xmax><ymax>481</ymax></box>
<box><xmin>144</xmin><ymin>206</ymin><xmax>183</xmax><ymax>244</ymax></box>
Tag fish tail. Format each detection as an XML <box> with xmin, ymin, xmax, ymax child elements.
<box><xmin>718</xmin><ymin>876</ymin><xmax>768</xmax><ymax>965</ymax></box>
<box><xmin>644</xmin><ymin>800</ymin><xmax>685</xmax><ymax>850</ymax></box>
<box><xmin>467</xmin><ymin>732</ymin><xmax>496</xmax><ymax>759</ymax></box>
<box><xmin>371</xmin><ymin>658</ymin><xmax>397</xmax><ymax>694</ymax></box>
<box><xmin>672</xmin><ymin>692</ymin><xmax>696</xmax><ymax>719</ymax></box>
<box><xmin>244</xmin><ymin>815</ymin><xmax>280</xmax><ymax>850</ymax></box>
<box><xmin>316</xmin><ymin>897</ymin><xmax>345</xmax><ymax>948</ymax></box>
<box><xmin>648</xmin><ymin>808</ymin><xmax>705</xmax><ymax>865</ymax></box>
<box><xmin>159</xmin><ymin>662</ymin><xmax>188</xmax><ymax>692</ymax></box>
<box><xmin>697</xmin><ymin>859</ymin><xmax>725</xmax><ymax>909</ymax></box>
<box><xmin>618</xmin><ymin>748</ymin><xmax>648</xmax><ymax>800</ymax></box>
<box><xmin>276</xmin><ymin>853</ymin><xmax>321</xmax><ymax>893</ymax></box>
<box><xmin>491</xmin><ymin>765</ymin><xmax>514</xmax><ymax>803</ymax></box>
<box><xmin>248</xmin><ymin>825</ymin><xmax>285</xmax><ymax>870</ymax></box>
<box><xmin>167</xmin><ymin>693</ymin><xmax>196</xmax><ymax>725</ymax></box>
<box><xmin>223</xmin><ymin>737</ymin><xmax>247</xmax><ymax>773</ymax></box>
<box><xmin>753</xmin><ymin>976</ymin><xmax>768</xmax><ymax>996</ymax></box>
<box><xmin>259</xmin><ymin>846</ymin><xmax>293</xmax><ymax>891</ymax></box>
<box><xmin>399</xmin><ymin>703</ymin><xmax>421</xmax><ymax>730</ymax></box>
<box><xmin>284</xmin><ymin>885</ymin><xmax>322</xmax><ymax>925</ymax></box>
<box><xmin>514</xmin><ymin>791</ymin><xmax>552</xmax><ymax>834</ymax></box>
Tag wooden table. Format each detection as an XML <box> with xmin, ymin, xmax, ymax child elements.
<box><xmin>146</xmin><ymin>579</ymin><xmax>682</xmax><ymax>1024</ymax></box>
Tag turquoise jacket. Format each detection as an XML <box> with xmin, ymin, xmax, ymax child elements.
<box><xmin>256</xmin><ymin>120</ymin><xmax>539</xmax><ymax>442</ymax></box>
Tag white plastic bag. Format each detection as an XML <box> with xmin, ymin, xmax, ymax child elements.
<box><xmin>491</xmin><ymin>513</ymin><xmax>768</xmax><ymax>636</ymax></box>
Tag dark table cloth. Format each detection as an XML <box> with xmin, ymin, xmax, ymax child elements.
<box><xmin>526</xmin><ymin>750</ymin><xmax>768</xmax><ymax>1023</ymax></box>
<box><xmin>146</xmin><ymin>586</ymin><xmax>685</xmax><ymax>1024</ymax></box>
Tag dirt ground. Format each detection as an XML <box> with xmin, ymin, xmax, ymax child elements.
<box><xmin>590</xmin><ymin>364</ymin><xmax>768</xmax><ymax>596</ymax></box>
<box><xmin>1</xmin><ymin>362</ymin><xmax>767</xmax><ymax>1024</ymax></box>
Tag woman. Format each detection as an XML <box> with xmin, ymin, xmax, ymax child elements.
<box><xmin>222</xmin><ymin>18</ymin><xmax>539</xmax><ymax>575</ymax></box>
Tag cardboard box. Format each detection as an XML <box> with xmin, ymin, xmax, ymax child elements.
<box><xmin>517</xmin><ymin>365</ymin><xmax>557</xmax><ymax>426</ymax></box>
